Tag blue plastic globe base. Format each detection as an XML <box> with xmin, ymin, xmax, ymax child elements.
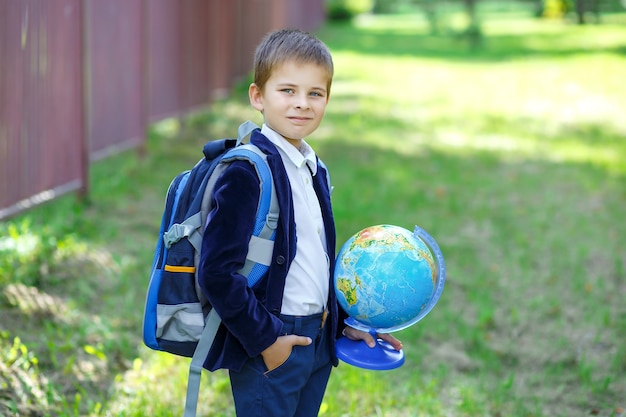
<box><xmin>335</xmin><ymin>335</ymin><xmax>405</xmax><ymax>370</ymax></box>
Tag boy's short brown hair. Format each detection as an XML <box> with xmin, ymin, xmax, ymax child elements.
<box><xmin>253</xmin><ymin>28</ymin><xmax>334</xmax><ymax>95</ymax></box>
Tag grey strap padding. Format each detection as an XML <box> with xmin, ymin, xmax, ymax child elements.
<box><xmin>162</xmin><ymin>211</ymin><xmax>204</xmax><ymax>252</ymax></box>
<box><xmin>237</xmin><ymin>120</ymin><xmax>259</xmax><ymax>145</ymax></box>
<box><xmin>183</xmin><ymin>308</ymin><xmax>221</xmax><ymax>417</ymax></box>
<box><xmin>246</xmin><ymin>235</ymin><xmax>275</xmax><ymax>266</ymax></box>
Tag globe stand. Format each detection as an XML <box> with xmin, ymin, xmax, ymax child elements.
<box><xmin>335</xmin><ymin>225</ymin><xmax>446</xmax><ymax>371</ymax></box>
<box><xmin>335</xmin><ymin>324</ymin><xmax>405</xmax><ymax>370</ymax></box>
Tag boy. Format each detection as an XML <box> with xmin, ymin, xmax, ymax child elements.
<box><xmin>198</xmin><ymin>28</ymin><xmax>401</xmax><ymax>417</ymax></box>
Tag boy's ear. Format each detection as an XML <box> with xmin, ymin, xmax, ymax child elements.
<box><xmin>249</xmin><ymin>83</ymin><xmax>264</xmax><ymax>112</ymax></box>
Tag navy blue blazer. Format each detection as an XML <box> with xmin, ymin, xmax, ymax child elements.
<box><xmin>198</xmin><ymin>129</ymin><xmax>346</xmax><ymax>372</ymax></box>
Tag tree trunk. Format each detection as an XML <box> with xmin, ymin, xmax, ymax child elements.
<box><xmin>421</xmin><ymin>0</ymin><xmax>439</xmax><ymax>35</ymax></box>
<box><xmin>463</xmin><ymin>0</ymin><xmax>481</xmax><ymax>49</ymax></box>
<box><xmin>535</xmin><ymin>0</ymin><xmax>543</xmax><ymax>17</ymax></box>
<box><xmin>464</xmin><ymin>0</ymin><xmax>477</xmax><ymax>25</ymax></box>
<box><xmin>576</xmin><ymin>0</ymin><xmax>586</xmax><ymax>24</ymax></box>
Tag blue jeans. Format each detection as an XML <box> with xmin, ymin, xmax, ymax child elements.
<box><xmin>229</xmin><ymin>312</ymin><xmax>333</xmax><ymax>417</ymax></box>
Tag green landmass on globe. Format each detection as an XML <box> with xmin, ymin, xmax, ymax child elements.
<box><xmin>336</xmin><ymin>276</ymin><xmax>359</xmax><ymax>306</ymax></box>
<box><xmin>335</xmin><ymin>224</ymin><xmax>438</xmax><ymax>331</ymax></box>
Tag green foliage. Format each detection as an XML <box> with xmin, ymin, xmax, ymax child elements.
<box><xmin>0</xmin><ymin>221</ymin><xmax>58</xmax><ymax>287</ymax></box>
<box><xmin>2</xmin><ymin>6</ymin><xmax>626</xmax><ymax>417</ymax></box>
<box><xmin>372</xmin><ymin>0</ymin><xmax>420</xmax><ymax>14</ymax></box>
<box><xmin>540</xmin><ymin>0</ymin><xmax>573</xmax><ymax>17</ymax></box>
<box><xmin>0</xmin><ymin>336</ymin><xmax>59</xmax><ymax>416</ymax></box>
<box><xmin>326</xmin><ymin>0</ymin><xmax>374</xmax><ymax>20</ymax></box>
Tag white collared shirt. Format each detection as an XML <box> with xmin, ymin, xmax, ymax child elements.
<box><xmin>261</xmin><ymin>124</ymin><xmax>329</xmax><ymax>315</ymax></box>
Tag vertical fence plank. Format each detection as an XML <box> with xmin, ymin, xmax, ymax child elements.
<box><xmin>146</xmin><ymin>0</ymin><xmax>183</xmax><ymax>122</ymax></box>
<box><xmin>0</xmin><ymin>0</ymin><xmax>85</xmax><ymax>219</ymax></box>
<box><xmin>84</xmin><ymin>0</ymin><xmax>145</xmax><ymax>160</ymax></box>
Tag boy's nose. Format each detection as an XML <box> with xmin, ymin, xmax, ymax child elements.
<box><xmin>294</xmin><ymin>94</ymin><xmax>310</xmax><ymax>109</ymax></box>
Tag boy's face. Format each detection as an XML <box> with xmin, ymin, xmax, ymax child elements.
<box><xmin>249</xmin><ymin>60</ymin><xmax>330</xmax><ymax>146</ymax></box>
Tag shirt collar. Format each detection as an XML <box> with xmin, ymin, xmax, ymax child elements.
<box><xmin>261</xmin><ymin>124</ymin><xmax>317</xmax><ymax>175</ymax></box>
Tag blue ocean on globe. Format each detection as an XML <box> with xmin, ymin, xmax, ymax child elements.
<box><xmin>335</xmin><ymin>224</ymin><xmax>436</xmax><ymax>332</ymax></box>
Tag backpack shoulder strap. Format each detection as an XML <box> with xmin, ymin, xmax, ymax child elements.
<box><xmin>184</xmin><ymin>129</ymin><xmax>278</xmax><ymax>417</ymax></box>
<box><xmin>184</xmin><ymin>307</ymin><xmax>221</xmax><ymax>417</ymax></box>
<box><xmin>200</xmin><ymin>142</ymin><xmax>279</xmax><ymax>287</ymax></box>
<box><xmin>236</xmin><ymin>120</ymin><xmax>259</xmax><ymax>145</ymax></box>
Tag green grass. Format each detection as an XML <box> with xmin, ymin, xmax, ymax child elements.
<box><xmin>2</xmin><ymin>8</ymin><xmax>626</xmax><ymax>417</ymax></box>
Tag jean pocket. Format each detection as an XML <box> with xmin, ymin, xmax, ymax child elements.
<box><xmin>263</xmin><ymin>347</ymin><xmax>299</xmax><ymax>377</ymax></box>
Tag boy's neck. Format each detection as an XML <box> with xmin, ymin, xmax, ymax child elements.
<box><xmin>284</xmin><ymin>137</ymin><xmax>303</xmax><ymax>150</ymax></box>
<box><xmin>264</xmin><ymin>123</ymin><xmax>303</xmax><ymax>150</ymax></box>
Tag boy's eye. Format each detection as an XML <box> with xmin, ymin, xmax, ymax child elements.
<box><xmin>281</xmin><ymin>88</ymin><xmax>295</xmax><ymax>94</ymax></box>
<box><xmin>310</xmin><ymin>91</ymin><xmax>324</xmax><ymax>97</ymax></box>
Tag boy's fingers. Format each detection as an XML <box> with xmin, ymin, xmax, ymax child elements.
<box><xmin>355</xmin><ymin>331</ymin><xmax>376</xmax><ymax>348</ymax></box>
<box><xmin>378</xmin><ymin>333</ymin><xmax>403</xmax><ymax>351</ymax></box>
<box><xmin>343</xmin><ymin>326</ymin><xmax>376</xmax><ymax>347</ymax></box>
<box><xmin>343</xmin><ymin>327</ymin><xmax>402</xmax><ymax>350</ymax></box>
<box><xmin>287</xmin><ymin>335</ymin><xmax>312</xmax><ymax>346</ymax></box>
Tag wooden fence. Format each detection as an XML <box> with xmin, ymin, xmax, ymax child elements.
<box><xmin>0</xmin><ymin>0</ymin><xmax>325</xmax><ymax>219</ymax></box>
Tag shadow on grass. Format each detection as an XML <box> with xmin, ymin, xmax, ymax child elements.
<box><xmin>2</xmin><ymin>105</ymin><xmax>624</xmax><ymax>414</ymax></box>
<box><xmin>325</xmin><ymin>91</ymin><xmax>626</xmax><ymax>160</ymax></box>
<box><xmin>317</xmin><ymin>135</ymin><xmax>626</xmax><ymax>415</ymax></box>
<box><xmin>2</xmin><ymin>11</ymin><xmax>626</xmax><ymax>416</ymax></box>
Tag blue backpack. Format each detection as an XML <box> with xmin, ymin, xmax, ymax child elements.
<box><xmin>142</xmin><ymin>121</ymin><xmax>278</xmax><ymax>417</ymax></box>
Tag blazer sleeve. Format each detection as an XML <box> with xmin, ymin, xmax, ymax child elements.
<box><xmin>198</xmin><ymin>160</ymin><xmax>282</xmax><ymax>358</ymax></box>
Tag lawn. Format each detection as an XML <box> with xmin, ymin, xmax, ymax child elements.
<box><xmin>1</xmin><ymin>7</ymin><xmax>625</xmax><ymax>417</ymax></box>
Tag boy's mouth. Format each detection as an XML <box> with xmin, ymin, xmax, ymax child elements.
<box><xmin>288</xmin><ymin>116</ymin><xmax>311</xmax><ymax>123</ymax></box>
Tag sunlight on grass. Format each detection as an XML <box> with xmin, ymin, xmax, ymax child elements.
<box><xmin>104</xmin><ymin>347</ymin><xmax>234</xmax><ymax>417</ymax></box>
<box><xmin>326</xmin><ymin>22</ymin><xmax>626</xmax><ymax>173</ymax></box>
<box><xmin>106</xmin><ymin>13</ymin><xmax>626</xmax><ymax>411</ymax></box>
<box><xmin>4</xmin><ymin>8</ymin><xmax>625</xmax><ymax>417</ymax></box>
<box><xmin>151</xmin><ymin>118</ymin><xmax>182</xmax><ymax>138</ymax></box>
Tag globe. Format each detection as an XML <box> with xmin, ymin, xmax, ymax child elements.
<box><xmin>335</xmin><ymin>224</ymin><xmax>446</xmax><ymax>335</ymax></box>
<box><xmin>334</xmin><ymin>224</ymin><xmax>445</xmax><ymax>369</ymax></box>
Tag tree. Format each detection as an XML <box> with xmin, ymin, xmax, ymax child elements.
<box><xmin>463</xmin><ymin>0</ymin><xmax>482</xmax><ymax>48</ymax></box>
<box><xmin>536</xmin><ymin>0</ymin><xmax>601</xmax><ymax>24</ymax></box>
<box><xmin>574</xmin><ymin>0</ymin><xmax>601</xmax><ymax>24</ymax></box>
